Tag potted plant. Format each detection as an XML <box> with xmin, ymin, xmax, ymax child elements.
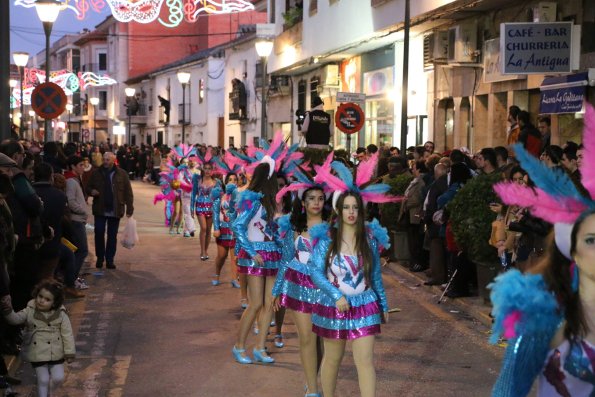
<box><xmin>380</xmin><ymin>173</ymin><xmax>413</xmax><ymax>261</ymax></box>
<box><xmin>447</xmin><ymin>172</ymin><xmax>502</xmax><ymax>303</ymax></box>
<box><xmin>282</xmin><ymin>4</ymin><xmax>303</xmax><ymax>29</ymax></box>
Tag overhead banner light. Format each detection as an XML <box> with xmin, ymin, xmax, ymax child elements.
<box><xmin>15</xmin><ymin>0</ymin><xmax>255</xmax><ymax>27</ymax></box>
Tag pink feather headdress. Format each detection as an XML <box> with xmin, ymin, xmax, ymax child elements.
<box><xmin>313</xmin><ymin>152</ymin><xmax>402</xmax><ymax>210</ymax></box>
<box><xmin>494</xmin><ymin>103</ymin><xmax>595</xmax><ymax>258</ymax></box>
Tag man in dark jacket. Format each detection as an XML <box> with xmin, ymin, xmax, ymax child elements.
<box><xmin>87</xmin><ymin>152</ymin><xmax>134</xmax><ymax>269</ymax></box>
<box><xmin>301</xmin><ymin>96</ymin><xmax>331</xmax><ymax>149</ymax></box>
<box><xmin>33</xmin><ymin>163</ymin><xmax>67</xmax><ymax>281</ymax></box>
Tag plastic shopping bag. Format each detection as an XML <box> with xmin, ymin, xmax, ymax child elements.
<box><xmin>121</xmin><ymin>216</ymin><xmax>139</xmax><ymax>249</ymax></box>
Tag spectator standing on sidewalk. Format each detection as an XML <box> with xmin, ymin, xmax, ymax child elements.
<box><xmin>301</xmin><ymin>96</ymin><xmax>331</xmax><ymax>150</ymax></box>
<box><xmin>64</xmin><ymin>156</ymin><xmax>90</xmax><ymax>285</ymax></box>
<box><xmin>518</xmin><ymin>111</ymin><xmax>542</xmax><ymax>157</ymax></box>
<box><xmin>33</xmin><ymin>163</ymin><xmax>67</xmax><ymax>281</ymax></box>
<box><xmin>87</xmin><ymin>152</ymin><xmax>134</xmax><ymax>269</ymax></box>
<box><xmin>151</xmin><ymin>145</ymin><xmax>162</xmax><ymax>185</ymax></box>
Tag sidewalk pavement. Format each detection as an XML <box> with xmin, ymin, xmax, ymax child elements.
<box><xmin>385</xmin><ymin>260</ymin><xmax>494</xmax><ymax>328</ymax></box>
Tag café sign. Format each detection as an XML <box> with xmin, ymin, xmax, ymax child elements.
<box><xmin>501</xmin><ymin>22</ymin><xmax>573</xmax><ymax>74</ymax></box>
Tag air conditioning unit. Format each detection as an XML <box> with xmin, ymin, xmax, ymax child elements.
<box><xmin>424</xmin><ymin>31</ymin><xmax>449</xmax><ymax>69</ymax></box>
<box><xmin>270</xmin><ymin>75</ymin><xmax>291</xmax><ymax>95</ymax></box>
<box><xmin>321</xmin><ymin>64</ymin><xmax>340</xmax><ymax>88</ymax></box>
<box><xmin>447</xmin><ymin>21</ymin><xmax>479</xmax><ymax>63</ymax></box>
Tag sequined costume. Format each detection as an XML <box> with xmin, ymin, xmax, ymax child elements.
<box><xmin>231</xmin><ymin>189</ymin><xmax>281</xmax><ymax>277</ymax></box>
<box><xmin>191</xmin><ymin>173</ymin><xmax>217</xmax><ymax>218</ymax></box>
<box><xmin>487</xmin><ymin>269</ymin><xmax>595</xmax><ymax>397</ymax></box>
<box><xmin>272</xmin><ymin>215</ymin><xmax>320</xmax><ymax>313</ymax></box>
<box><xmin>212</xmin><ymin>184</ymin><xmax>237</xmax><ymax>248</ymax></box>
<box><xmin>308</xmin><ymin>221</ymin><xmax>389</xmax><ymax>340</ymax></box>
<box><xmin>539</xmin><ymin>339</ymin><xmax>595</xmax><ymax>396</ymax></box>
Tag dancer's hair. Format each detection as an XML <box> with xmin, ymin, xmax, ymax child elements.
<box><xmin>248</xmin><ymin>163</ymin><xmax>278</xmax><ymax>223</ymax></box>
<box><xmin>325</xmin><ymin>192</ymin><xmax>373</xmax><ymax>285</ymax></box>
<box><xmin>290</xmin><ymin>186</ymin><xmax>329</xmax><ymax>233</ymax></box>
<box><xmin>533</xmin><ymin>209</ymin><xmax>594</xmax><ymax>340</ymax></box>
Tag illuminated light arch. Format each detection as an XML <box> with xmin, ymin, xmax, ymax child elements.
<box><xmin>15</xmin><ymin>0</ymin><xmax>255</xmax><ymax>27</ymax></box>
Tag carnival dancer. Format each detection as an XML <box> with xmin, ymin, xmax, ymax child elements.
<box><xmin>191</xmin><ymin>149</ymin><xmax>219</xmax><ymax>260</ymax></box>
<box><xmin>211</xmin><ymin>172</ymin><xmax>239</xmax><ymax>287</ymax></box>
<box><xmin>231</xmin><ymin>156</ymin><xmax>282</xmax><ymax>364</ymax></box>
<box><xmin>309</xmin><ymin>153</ymin><xmax>400</xmax><ymax>397</ymax></box>
<box><xmin>171</xmin><ymin>144</ymin><xmax>198</xmax><ymax>238</ymax></box>
<box><xmin>272</xmin><ymin>165</ymin><xmax>331</xmax><ymax>397</ymax></box>
<box><xmin>153</xmin><ymin>157</ymin><xmax>192</xmax><ymax>235</ymax></box>
<box><xmin>488</xmin><ymin>103</ymin><xmax>595</xmax><ymax>397</ymax></box>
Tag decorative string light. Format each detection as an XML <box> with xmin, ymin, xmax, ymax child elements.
<box><xmin>15</xmin><ymin>0</ymin><xmax>255</xmax><ymax>27</ymax></box>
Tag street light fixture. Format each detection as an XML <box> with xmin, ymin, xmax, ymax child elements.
<box><xmin>255</xmin><ymin>40</ymin><xmax>273</xmax><ymax>139</ymax></box>
<box><xmin>90</xmin><ymin>96</ymin><xmax>99</xmax><ymax>143</ymax></box>
<box><xmin>13</xmin><ymin>51</ymin><xmax>30</xmax><ymax>139</ymax></box>
<box><xmin>176</xmin><ymin>71</ymin><xmax>191</xmax><ymax>144</ymax></box>
<box><xmin>65</xmin><ymin>103</ymin><xmax>73</xmax><ymax>142</ymax></box>
<box><xmin>35</xmin><ymin>0</ymin><xmax>62</xmax><ymax>143</ymax></box>
<box><xmin>125</xmin><ymin>87</ymin><xmax>136</xmax><ymax>146</ymax></box>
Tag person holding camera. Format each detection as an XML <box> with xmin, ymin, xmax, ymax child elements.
<box><xmin>301</xmin><ymin>96</ymin><xmax>331</xmax><ymax>150</ymax></box>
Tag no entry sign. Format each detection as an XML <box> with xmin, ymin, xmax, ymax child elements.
<box><xmin>31</xmin><ymin>82</ymin><xmax>67</xmax><ymax>119</ymax></box>
<box><xmin>335</xmin><ymin>102</ymin><xmax>365</xmax><ymax>134</ymax></box>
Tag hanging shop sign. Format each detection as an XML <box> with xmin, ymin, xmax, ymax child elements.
<box><xmin>501</xmin><ymin>22</ymin><xmax>575</xmax><ymax>74</ymax></box>
<box><xmin>483</xmin><ymin>38</ymin><xmax>525</xmax><ymax>83</ymax></box>
<box><xmin>539</xmin><ymin>72</ymin><xmax>587</xmax><ymax>114</ymax></box>
<box><xmin>335</xmin><ymin>102</ymin><xmax>365</xmax><ymax>135</ymax></box>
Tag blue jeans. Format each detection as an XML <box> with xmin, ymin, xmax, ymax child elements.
<box><xmin>94</xmin><ymin>215</ymin><xmax>121</xmax><ymax>265</ymax></box>
<box><xmin>57</xmin><ymin>243</ymin><xmax>76</xmax><ymax>287</ymax></box>
<box><xmin>70</xmin><ymin>221</ymin><xmax>89</xmax><ymax>278</ymax></box>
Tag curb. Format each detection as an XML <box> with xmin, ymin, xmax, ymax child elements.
<box><xmin>385</xmin><ymin>260</ymin><xmax>494</xmax><ymax>328</ymax></box>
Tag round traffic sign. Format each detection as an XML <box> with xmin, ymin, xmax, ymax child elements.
<box><xmin>31</xmin><ymin>82</ymin><xmax>67</xmax><ymax>120</ymax></box>
<box><xmin>82</xmin><ymin>129</ymin><xmax>90</xmax><ymax>139</ymax></box>
<box><xmin>335</xmin><ymin>102</ymin><xmax>365</xmax><ymax>134</ymax></box>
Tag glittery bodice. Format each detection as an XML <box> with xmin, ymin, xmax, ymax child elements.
<box><xmin>327</xmin><ymin>254</ymin><xmax>367</xmax><ymax>296</ymax></box>
<box><xmin>295</xmin><ymin>235</ymin><xmax>313</xmax><ymax>264</ymax></box>
<box><xmin>198</xmin><ymin>184</ymin><xmax>213</xmax><ymax>200</ymax></box>
<box><xmin>539</xmin><ymin>339</ymin><xmax>595</xmax><ymax>396</ymax></box>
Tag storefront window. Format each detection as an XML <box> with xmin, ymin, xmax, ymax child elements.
<box><xmin>364</xmin><ymin>99</ymin><xmax>393</xmax><ymax>148</ymax></box>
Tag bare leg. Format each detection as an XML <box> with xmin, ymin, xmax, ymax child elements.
<box><xmin>213</xmin><ymin>244</ymin><xmax>228</xmax><ymax>283</ymax></box>
<box><xmin>197</xmin><ymin>215</ymin><xmax>207</xmax><ymax>257</ymax></box>
<box><xmin>352</xmin><ymin>336</ymin><xmax>376</xmax><ymax>397</ymax></box>
<box><xmin>236</xmin><ymin>275</ymin><xmax>264</xmax><ymax>357</ymax></box>
<box><xmin>274</xmin><ymin>306</ymin><xmax>286</xmax><ymax>345</ymax></box>
<box><xmin>293</xmin><ymin>310</ymin><xmax>319</xmax><ymax>394</ymax></box>
<box><xmin>235</xmin><ymin>252</ymin><xmax>248</xmax><ymax>303</ymax></box>
<box><xmin>321</xmin><ymin>338</ymin><xmax>346</xmax><ymax>397</ymax></box>
<box><xmin>229</xmin><ymin>250</ymin><xmax>238</xmax><ymax>281</ymax></box>
<box><xmin>204</xmin><ymin>217</ymin><xmax>213</xmax><ymax>255</ymax></box>
<box><xmin>174</xmin><ymin>198</ymin><xmax>182</xmax><ymax>233</ymax></box>
<box><xmin>256</xmin><ymin>276</ymin><xmax>276</xmax><ymax>354</ymax></box>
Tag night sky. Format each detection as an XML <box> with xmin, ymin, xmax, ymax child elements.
<box><xmin>10</xmin><ymin>1</ymin><xmax>110</xmax><ymax>58</ymax></box>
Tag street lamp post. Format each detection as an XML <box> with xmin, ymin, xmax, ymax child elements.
<box><xmin>35</xmin><ymin>0</ymin><xmax>62</xmax><ymax>143</ymax></box>
<box><xmin>65</xmin><ymin>103</ymin><xmax>73</xmax><ymax>142</ymax></box>
<box><xmin>125</xmin><ymin>87</ymin><xmax>136</xmax><ymax>146</ymax></box>
<box><xmin>13</xmin><ymin>51</ymin><xmax>30</xmax><ymax>139</ymax></box>
<box><xmin>90</xmin><ymin>96</ymin><xmax>99</xmax><ymax>143</ymax></box>
<box><xmin>176</xmin><ymin>71</ymin><xmax>190</xmax><ymax>145</ymax></box>
<box><xmin>255</xmin><ymin>40</ymin><xmax>273</xmax><ymax>140</ymax></box>
<box><xmin>29</xmin><ymin>110</ymin><xmax>36</xmax><ymax>140</ymax></box>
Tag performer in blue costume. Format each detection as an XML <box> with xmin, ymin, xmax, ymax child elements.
<box><xmin>231</xmin><ymin>158</ymin><xmax>282</xmax><ymax>365</ymax></box>
<box><xmin>307</xmin><ymin>152</ymin><xmax>400</xmax><ymax>397</ymax></box>
<box><xmin>272</xmin><ymin>169</ymin><xmax>330</xmax><ymax>397</ymax></box>
<box><xmin>489</xmin><ymin>103</ymin><xmax>595</xmax><ymax>397</ymax></box>
<box><xmin>211</xmin><ymin>172</ymin><xmax>239</xmax><ymax>287</ymax></box>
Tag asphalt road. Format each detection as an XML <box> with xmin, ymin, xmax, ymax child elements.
<box><xmin>11</xmin><ymin>180</ymin><xmax>505</xmax><ymax>397</ymax></box>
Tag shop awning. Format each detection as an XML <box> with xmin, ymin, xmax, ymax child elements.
<box><xmin>539</xmin><ymin>72</ymin><xmax>588</xmax><ymax>114</ymax></box>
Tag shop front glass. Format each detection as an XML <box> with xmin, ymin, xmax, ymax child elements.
<box><xmin>365</xmin><ymin>98</ymin><xmax>394</xmax><ymax>148</ymax></box>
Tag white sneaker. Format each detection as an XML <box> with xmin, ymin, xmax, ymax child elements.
<box><xmin>75</xmin><ymin>278</ymin><xmax>89</xmax><ymax>290</ymax></box>
<box><xmin>85</xmin><ymin>224</ymin><xmax>95</xmax><ymax>231</ymax></box>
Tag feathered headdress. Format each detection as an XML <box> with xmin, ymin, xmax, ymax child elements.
<box><xmin>153</xmin><ymin>158</ymin><xmax>193</xmax><ymax>205</ymax></box>
<box><xmin>171</xmin><ymin>144</ymin><xmax>198</xmax><ymax>162</ymax></box>
<box><xmin>212</xmin><ymin>152</ymin><xmax>243</xmax><ymax>177</ymax></box>
<box><xmin>313</xmin><ymin>152</ymin><xmax>402</xmax><ymax>210</ymax></box>
<box><xmin>493</xmin><ymin>103</ymin><xmax>595</xmax><ymax>258</ymax></box>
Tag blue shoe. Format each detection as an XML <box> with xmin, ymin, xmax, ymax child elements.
<box><xmin>305</xmin><ymin>394</ymin><xmax>321</xmax><ymax>397</ymax></box>
<box><xmin>274</xmin><ymin>334</ymin><xmax>284</xmax><ymax>348</ymax></box>
<box><xmin>252</xmin><ymin>348</ymin><xmax>274</xmax><ymax>364</ymax></box>
<box><xmin>240</xmin><ymin>299</ymin><xmax>248</xmax><ymax>309</ymax></box>
<box><xmin>231</xmin><ymin>279</ymin><xmax>240</xmax><ymax>289</ymax></box>
<box><xmin>212</xmin><ymin>276</ymin><xmax>220</xmax><ymax>286</ymax></box>
<box><xmin>232</xmin><ymin>346</ymin><xmax>252</xmax><ymax>364</ymax></box>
